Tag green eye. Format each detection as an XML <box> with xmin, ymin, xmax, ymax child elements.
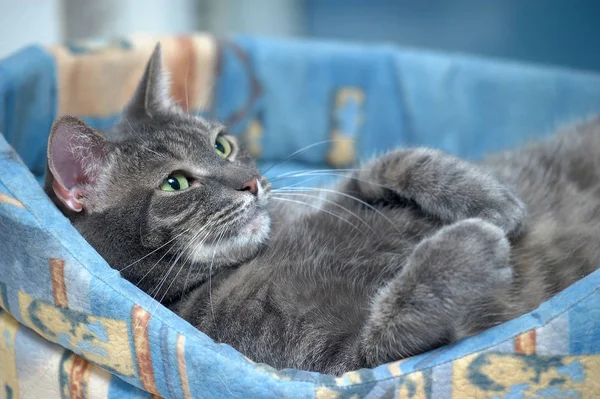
<box><xmin>160</xmin><ymin>173</ymin><xmax>190</xmax><ymax>192</ymax></box>
<box><xmin>215</xmin><ymin>136</ymin><xmax>232</xmax><ymax>158</ymax></box>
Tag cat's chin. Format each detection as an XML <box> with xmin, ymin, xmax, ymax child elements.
<box><xmin>186</xmin><ymin>210</ymin><xmax>271</xmax><ymax>265</ymax></box>
<box><xmin>237</xmin><ymin>210</ymin><xmax>271</xmax><ymax>237</ymax></box>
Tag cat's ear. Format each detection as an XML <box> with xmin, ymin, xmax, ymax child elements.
<box><xmin>47</xmin><ymin>116</ymin><xmax>108</xmax><ymax>212</ymax></box>
<box><xmin>123</xmin><ymin>42</ymin><xmax>175</xmax><ymax>119</ymax></box>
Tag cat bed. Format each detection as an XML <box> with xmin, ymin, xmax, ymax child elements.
<box><xmin>1</xmin><ymin>33</ymin><xmax>600</xmax><ymax>398</ymax></box>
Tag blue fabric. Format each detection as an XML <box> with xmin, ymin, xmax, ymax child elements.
<box><xmin>0</xmin><ymin>46</ymin><xmax>56</xmax><ymax>178</ymax></box>
<box><xmin>213</xmin><ymin>36</ymin><xmax>600</xmax><ymax>165</ymax></box>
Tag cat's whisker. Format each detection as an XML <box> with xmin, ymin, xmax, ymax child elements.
<box><xmin>271</xmin><ymin>196</ymin><xmax>364</xmax><ymax>234</ymax></box>
<box><xmin>181</xmin><ymin>225</ymin><xmax>216</xmax><ymax>294</ymax></box>
<box><xmin>136</xmin><ymin>217</ymin><xmax>217</xmax><ymax>297</ymax></box>
<box><xmin>148</xmin><ymin>254</ymin><xmax>178</xmax><ymax>298</ymax></box>
<box><xmin>146</xmin><ymin>229</ymin><xmax>202</xmax><ymax>300</ymax></box>
<box><xmin>270</xmin><ymin>171</ymin><xmax>359</xmax><ymax>192</ymax></box>
<box><xmin>271</xmin><ymin>171</ymin><xmax>391</xmax><ymax>192</ymax></box>
<box><xmin>180</xmin><ymin>226</ymin><xmax>211</xmax><ymax>294</ymax></box>
<box><xmin>118</xmin><ymin>229</ymin><xmax>191</xmax><ymax>272</ymax></box>
<box><xmin>135</xmin><ymin>221</ymin><xmax>218</xmax><ymax>332</ymax></box>
<box><xmin>156</xmin><ymin>249</ymin><xmax>192</xmax><ymax>305</ymax></box>
<box><xmin>208</xmin><ymin>225</ymin><xmax>228</xmax><ymax>338</ymax></box>
<box><xmin>134</xmin><ymin>256</ymin><xmax>179</xmax><ymax>332</ymax></box>
<box><xmin>149</xmin><ymin>209</ymin><xmax>226</xmax><ymax>297</ymax></box>
<box><xmin>177</xmin><ymin>201</ymin><xmax>240</xmax><ymax>288</ymax></box>
<box><xmin>273</xmin><ymin>191</ymin><xmax>378</xmax><ymax>236</ymax></box>
<box><xmin>261</xmin><ymin>140</ymin><xmax>343</xmax><ymax>176</ymax></box>
<box><xmin>88</xmin><ymin>228</ymin><xmax>193</xmax><ymax>293</ymax></box>
<box><xmin>273</xmin><ymin>176</ymin><xmax>323</xmax><ymax>189</ymax></box>
<box><xmin>162</xmin><ymin>220</ymin><xmax>229</xmax><ymax>334</ymax></box>
<box><xmin>270</xmin><ymin>168</ymin><xmax>362</xmax><ymax>180</ymax></box>
<box><xmin>274</xmin><ymin>186</ymin><xmax>402</xmax><ymax>234</ymax></box>
<box><xmin>268</xmin><ymin>169</ymin><xmax>381</xmax><ymax>188</ymax></box>
<box><xmin>134</xmin><ymin>240</ymin><xmax>182</xmax><ymax>290</ymax></box>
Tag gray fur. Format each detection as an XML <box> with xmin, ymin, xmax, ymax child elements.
<box><xmin>45</xmin><ymin>45</ymin><xmax>600</xmax><ymax>374</ymax></box>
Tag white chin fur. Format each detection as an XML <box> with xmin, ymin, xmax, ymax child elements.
<box><xmin>186</xmin><ymin>212</ymin><xmax>271</xmax><ymax>264</ymax></box>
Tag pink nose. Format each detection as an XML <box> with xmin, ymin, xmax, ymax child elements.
<box><xmin>240</xmin><ymin>177</ymin><xmax>259</xmax><ymax>196</ymax></box>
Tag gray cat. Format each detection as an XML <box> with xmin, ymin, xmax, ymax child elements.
<box><xmin>44</xmin><ymin>44</ymin><xmax>600</xmax><ymax>375</ymax></box>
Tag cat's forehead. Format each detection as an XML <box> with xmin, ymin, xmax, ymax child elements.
<box><xmin>112</xmin><ymin>112</ymin><xmax>222</xmax><ymax>147</ymax></box>
<box><xmin>147</xmin><ymin>113</ymin><xmax>223</xmax><ymax>138</ymax></box>
<box><xmin>110</xmin><ymin>114</ymin><xmax>231</xmax><ymax>171</ymax></box>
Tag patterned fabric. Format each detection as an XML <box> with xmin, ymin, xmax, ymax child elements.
<box><xmin>1</xmin><ymin>33</ymin><xmax>600</xmax><ymax>398</ymax></box>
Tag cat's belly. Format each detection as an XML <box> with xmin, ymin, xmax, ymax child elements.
<box><xmin>193</xmin><ymin>260</ymin><xmax>384</xmax><ymax>372</ymax></box>
<box><xmin>182</xmin><ymin>230</ymin><xmax>422</xmax><ymax>373</ymax></box>
<box><xmin>181</xmin><ymin>201</ymin><xmax>435</xmax><ymax>372</ymax></box>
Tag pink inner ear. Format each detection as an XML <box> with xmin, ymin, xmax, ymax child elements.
<box><xmin>50</xmin><ymin>122</ymin><xmax>102</xmax><ymax>189</ymax></box>
<box><xmin>48</xmin><ymin>119</ymin><xmax>105</xmax><ymax>212</ymax></box>
<box><xmin>52</xmin><ymin>179</ymin><xmax>84</xmax><ymax>212</ymax></box>
<box><xmin>51</xmin><ymin>125</ymin><xmax>88</xmax><ymax>189</ymax></box>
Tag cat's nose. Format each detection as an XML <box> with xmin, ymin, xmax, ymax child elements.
<box><xmin>239</xmin><ymin>177</ymin><xmax>259</xmax><ymax>197</ymax></box>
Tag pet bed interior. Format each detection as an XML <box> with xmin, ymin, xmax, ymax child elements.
<box><xmin>1</xmin><ymin>34</ymin><xmax>600</xmax><ymax>398</ymax></box>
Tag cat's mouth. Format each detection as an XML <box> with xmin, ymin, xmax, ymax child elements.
<box><xmin>237</xmin><ymin>176</ymin><xmax>271</xmax><ymax>233</ymax></box>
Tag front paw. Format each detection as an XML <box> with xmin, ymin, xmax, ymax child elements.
<box><xmin>472</xmin><ymin>186</ymin><xmax>527</xmax><ymax>240</ymax></box>
<box><xmin>354</xmin><ymin>148</ymin><xmax>527</xmax><ymax>239</ymax></box>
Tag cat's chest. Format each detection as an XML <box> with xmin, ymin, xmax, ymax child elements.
<box><xmin>276</xmin><ymin>207</ymin><xmax>423</xmax><ymax>260</ymax></box>
<box><xmin>251</xmin><ymin>227</ymin><xmax>415</xmax><ymax>294</ymax></box>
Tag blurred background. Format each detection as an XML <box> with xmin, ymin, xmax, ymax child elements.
<box><xmin>1</xmin><ymin>0</ymin><xmax>600</xmax><ymax>72</ymax></box>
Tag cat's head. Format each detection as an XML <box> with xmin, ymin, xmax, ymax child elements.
<box><xmin>44</xmin><ymin>44</ymin><xmax>271</xmax><ymax>285</ymax></box>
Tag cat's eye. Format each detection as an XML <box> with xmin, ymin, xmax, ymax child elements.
<box><xmin>160</xmin><ymin>173</ymin><xmax>190</xmax><ymax>192</ymax></box>
<box><xmin>215</xmin><ymin>136</ymin><xmax>232</xmax><ymax>158</ymax></box>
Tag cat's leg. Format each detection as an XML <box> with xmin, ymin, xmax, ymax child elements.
<box><xmin>359</xmin><ymin>218</ymin><xmax>512</xmax><ymax>367</ymax></box>
<box><xmin>342</xmin><ymin>149</ymin><xmax>526</xmax><ymax>238</ymax></box>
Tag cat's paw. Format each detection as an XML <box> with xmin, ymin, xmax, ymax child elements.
<box><xmin>352</xmin><ymin>148</ymin><xmax>527</xmax><ymax>239</ymax></box>
<box><xmin>472</xmin><ymin>187</ymin><xmax>527</xmax><ymax>240</ymax></box>
<box><xmin>417</xmin><ymin>218</ymin><xmax>513</xmax><ymax>299</ymax></box>
<box><xmin>359</xmin><ymin>218</ymin><xmax>513</xmax><ymax>366</ymax></box>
